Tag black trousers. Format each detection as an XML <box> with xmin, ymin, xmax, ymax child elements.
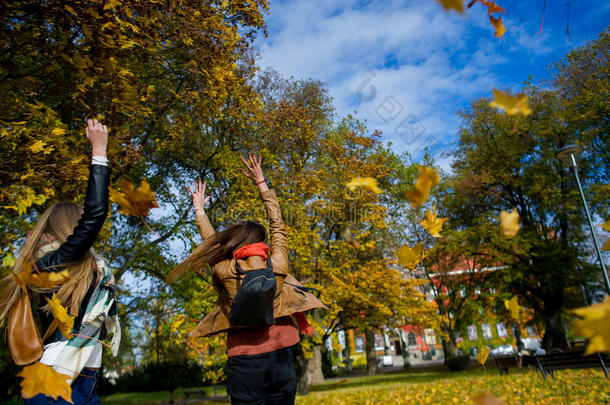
<box><xmin>225</xmin><ymin>346</ymin><xmax>297</xmax><ymax>405</ymax></box>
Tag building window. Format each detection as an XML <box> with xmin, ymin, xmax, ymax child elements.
<box><xmin>407</xmin><ymin>332</ymin><xmax>417</xmax><ymax>346</ymax></box>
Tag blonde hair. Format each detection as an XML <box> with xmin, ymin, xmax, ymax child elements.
<box><xmin>0</xmin><ymin>202</ymin><xmax>97</xmax><ymax>322</ymax></box>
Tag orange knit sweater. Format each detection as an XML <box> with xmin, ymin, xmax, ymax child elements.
<box><xmin>226</xmin><ymin>316</ymin><xmax>299</xmax><ymax>357</ymax></box>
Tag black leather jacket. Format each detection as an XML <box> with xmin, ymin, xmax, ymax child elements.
<box><xmin>36</xmin><ymin>164</ymin><xmax>110</xmax><ymax>344</ymax></box>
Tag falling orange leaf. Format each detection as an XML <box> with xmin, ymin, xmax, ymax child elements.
<box><xmin>406</xmin><ymin>166</ymin><xmax>440</xmax><ymax>207</ymax></box>
<box><xmin>346</xmin><ymin>177</ymin><xmax>383</xmax><ymax>195</ymax></box>
<box><xmin>343</xmin><ymin>228</ymin><xmax>361</xmax><ymax>250</ymax></box>
<box><xmin>421</xmin><ymin>206</ymin><xmax>446</xmax><ymax>238</ymax></box>
<box><xmin>473</xmin><ymin>0</ymin><xmax>506</xmax><ymax>15</ymax></box>
<box><xmin>109</xmin><ymin>179</ymin><xmax>159</xmax><ymax>216</ymax></box>
<box><xmin>397</xmin><ymin>242</ymin><xmax>426</xmax><ymax>270</ymax></box>
<box><xmin>489</xmin><ymin>89</ymin><xmax>532</xmax><ymax>116</ymax></box>
<box><xmin>500</xmin><ymin>208</ymin><xmax>520</xmax><ymax>238</ymax></box>
<box><xmin>13</xmin><ymin>259</ymin><xmax>69</xmax><ymax>289</ymax></box>
<box><xmin>489</xmin><ymin>15</ymin><xmax>506</xmax><ymax>38</ymax></box>
<box><xmin>18</xmin><ymin>362</ymin><xmax>72</xmax><ymax>402</ymax></box>
<box><xmin>45</xmin><ymin>293</ymin><xmax>75</xmax><ymax>339</ymax></box>
<box><xmin>473</xmin><ymin>392</ymin><xmax>506</xmax><ymax>405</ymax></box>
<box><xmin>504</xmin><ymin>295</ymin><xmax>521</xmax><ymax>320</ymax></box>
<box><xmin>436</xmin><ymin>0</ymin><xmax>464</xmax><ymax>13</ymax></box>
<box><xmin>476</xmin><ymin>345</ymin><xmax>490</xmax><ymax>365</ymax></box>
<box><xmin>573</xmin><ymin>297</ymin><xmax>610</xmax><ymax>355</ymax></box>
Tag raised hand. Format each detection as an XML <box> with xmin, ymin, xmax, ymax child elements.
<box><xmin>239</xmin><ymin>153</ymin><xmax>264</xmax><ymax>183</ymax></box>
<box><xmin>188</xmin><ymin>179</ymin><xmax>211</xmax><ymax>213</ymax></box>
<box><xmin>85</xmin><ymin>119</ymin><xmax>108</xmax><ymax>158</ymax></box>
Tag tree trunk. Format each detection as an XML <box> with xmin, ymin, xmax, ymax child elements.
<box><xmin>541</xmin><ymin>311</ymin><xmax>569</xmax><ymax>352</ymax></box>
<box><xmin>364</xmin><ymin>328</ymin><xmax>378</xmax><ymax>375</ymax></box>
<box><xmin>295</xmin><ymin>344</ymin><xmax>325</xmax><ymax>395</ymax></box>
<box><xmin>446</xmin><ymin>329</ymin><xmax>459</xmax><ymax>358</ymax></box>
<box><xmin>400</xmin><ymin>336</ymin><xmax>411</xmax><ymax>370</ymax></box>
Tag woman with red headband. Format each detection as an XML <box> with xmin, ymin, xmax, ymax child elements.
<box><xmin>171</xmin><ymin>153</ymin><xmax>326</xmax><ymax>405</ymax></box>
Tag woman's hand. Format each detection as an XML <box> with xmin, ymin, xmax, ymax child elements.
<box><xmin>239</xmin><ymin>153</ymin><xmax>265</xmax><ymax>183</ymax></box>
<box><xmin>85</xmin><ymin>119</ymin><xmax>108</xmax><ymax>158</ymax></box>
<box><xmin>240</xmin><ymin>153</ymin><xmax>269</xmax><ymax>192</ymax></box>
<box><xmin>188</xmin><ymin>179</ymin><xmax>211</xmax><ymax>214</ymax></box>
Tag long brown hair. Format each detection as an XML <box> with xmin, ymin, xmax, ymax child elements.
<box><xmin>0</xmin><ymin>202</ymin><xmax>97</xmax><ymax>322</ymax></box>
<box><xmin>169</xmin><ymin>221</ymin><xmax>267</xmax><ymax>282</ymax></box>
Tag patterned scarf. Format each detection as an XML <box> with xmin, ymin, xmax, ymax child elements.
<box><xmin>35</xmin><ymin>242</ymin><xmax>121</xmax><ymax>381</ymax></box>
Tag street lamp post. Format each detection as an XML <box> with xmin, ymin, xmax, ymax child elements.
<box><xmin>556</xmin><ymin>144</ymin><xmax>610</xmax><ymax>295</ymax></box>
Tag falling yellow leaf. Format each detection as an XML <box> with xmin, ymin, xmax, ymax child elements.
<box><xmin>2</xmin><ymin>253</ymin><xmax>16</xmax><ymax>268</ymax></box>
<box><xmin>346</xmin><ymin>177</ymin><xmax>383</xmax><ymax>195</ymax></box>
<box><xmin>18</xmin><ymin>362</ymin><xmax>72</xmax><ymax>402</ymax></box>
<box><xmin>406</xmin><ymin>166</ymin><xmax>440</xmax><ymax>207</ymax></box>
<box><xmin>602</xmin><ymin>220</ymin><xmax>610</xmax><ymax>232</ymax></box>
<box><xmin>109</xmin><ymin>179</ymin><xmax>159</xmax><ymax>216</ymax></box>
<box><xmin>500</xmin><ymin>208</ymin><xmax>520</xmax><ymax>238</ymax></box>
<box><xmin>343</xmin><ymin>228</ymin><xmax>361</xmax><ymax>250</ymax></box>
<box><xmin>489</xmin><ymin>89</ymin><xmax>532</xmax><ymax>116</ymax></box>
<box><xmin>476</xmin><ymin>345</ymin><xmax>490</xmax><ymax>365</ymax></box>
<box><xmin>573</xmin><ymin>297</ymin><xmax>610</xmax><ymax>355</ymax></box>
<box><xmin>489</xmin><ymin>15</ymin><xmax>506</xmax><ymax>38</ymax></box>
<box><xmin>504</xmin><ymin>295</ymin><xmax>521</xmax><ymax>320</ymax></box>
<box><xmin>474</xmin><ymin>0</ymin><xmax>507</xmax><ymax>15</ymax></box>
<box><xmin>603</xmin><ymin>239</ymin><xmax>610</xmax><ymax>251</ymax></box>
<box><xmin>397</xmin><ymin>242</ymin><xmax>426</xmax><ymax>270</ymax></box>
<box><xmin>13</xmin><ymin>259</ymin><xmax>70</xmax><ymax>289</ymax></box>
<box><xmin>436</xmin><ymin>0</ymin><xmax>464</xmax><ymax>13</ymax></box>
<box><xmin>45</xmin><ymin>293</ymin><xmax>75</xmax><ymax>339</ymax></box>
<box><xmin>473</xmin><ymin>392</ymin><xmax>506</xmax><ymax>405</ymax></box>
<box><xmin>421</xmin><ymin>206</ymin><xmax>446</xmax><ymax>238</ymax></box>
<box><xmin>29</xmin><ymin>140</ymin><xmax>47</xmax><ymax>154</ymax></box>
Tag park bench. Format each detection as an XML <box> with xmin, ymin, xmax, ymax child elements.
<box><xmin>184</xmin><ymin>388</ymin><xmax>207</xmax><ymax>400</ymax></box>
<box><xmin>534</xmin><ymin>350</ymin><xmax>609</xmax><ymax>380</ymax></box>
<box><xmin>493</xmin><ymin>354</ymin><xmax>536</xmax><ymax>374</ymax></box>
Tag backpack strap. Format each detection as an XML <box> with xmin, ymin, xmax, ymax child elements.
<box><xmin>284</xmin><ymin>281</ymin><xmax>321</xmax><ymax>297</ymax></box>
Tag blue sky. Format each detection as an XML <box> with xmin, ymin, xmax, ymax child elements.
<box><xmin>254</xmin><ymin>0</ymin><xmax>609</xmax><ymax>170</ymax></box>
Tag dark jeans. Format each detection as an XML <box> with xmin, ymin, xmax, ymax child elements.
<box><xmin>24</xmin><ymin>368</ymin><xmax>100</xmax><ymax>405</ymax></box>
<box><xmin>226</xmin><ymin>346</ymin><xmax>297</xmax><ymax>405</ymax></box>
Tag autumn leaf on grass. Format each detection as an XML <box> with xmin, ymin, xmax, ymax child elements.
<box><xmin>489</xmin><ymin>16</ymin><xmax>506</xmax><ymax>38</ymax></box>
<box><xmin>346</xmin><ymin>177</ymin><xmax>383</xmax><ymax>195</ymax></box>
<box><xmin>473</xmin><ymin>392</ymin><xmax>506</xmax><ymax>405</ymax></box>
<box><xmin>45</xmin><ymin>293</ymin><xmax>74</xmax><ymax>339</ymax></box>
<box><xmin>109</xmin><ymin>179</ymin><xmax>159</xmax><ymax>216</ymax></box>
<box><xmin>504</xmin><ymin>295</ymin><xmax>521</xmax><ymax>320</ymax></box>
<box><xmin>573</xmin><ymin>297</ymin><xmax>610</xmax><ymax>355</ymax></box>
<box><xmin>18</xmin><ymin>362</ymin><xmax>72</xmax><ymax>402</ymax></box>
<box><xmin>406</xmin><ymin>166</ymin><xmax>440</xmax><ymax>207</ymax></box>
<box><xmin>436</xmin><ymin>0</ymin><xmax>464</xmax><ymax>13</ymax></box>
<box><xmin>342</xmin><ymin>228</ymin><xmax>361</xmax><ymax>250</ymax></box>
<box><xmin>421</xmin><ymin>206</ymin><xmax>446</xmax><ymax>238</ymax></box>
<box><xmin>489</xmin><ymin>89</ymin><xmax>532</xmax><ymax>116</ymax></box>
<box><xmin>500</xmin><ymin>208</ymin><xmax>520</xmax><ymax>238</ymax></box>
<box><xmin>397</xmin><ymin>242</ymin><xmax>426</xmax><ymax>270</ymax></box>
<box><xmin>476</xmin><ymin>345</ymin><xmax>490</xmax><ymax>365</ymax></box>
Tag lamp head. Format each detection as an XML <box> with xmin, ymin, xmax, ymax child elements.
<box><xmin>555</xmin><ymin>144</ymin><xmax>584</xmax><ymax>168</ymax></box>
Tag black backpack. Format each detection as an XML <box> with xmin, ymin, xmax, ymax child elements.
<box><xmin>227</xmin><ymin>259</ymin><xmax>277</xmax><ymax>328</ymax></box>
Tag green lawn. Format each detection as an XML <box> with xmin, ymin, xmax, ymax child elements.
<box><xmin>100</xmin><ymin>368</ymin><xmax>610</xmax><ymax>405</ymax></box>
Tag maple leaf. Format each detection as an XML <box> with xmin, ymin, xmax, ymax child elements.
<box><xmin>476</xmin><ymin>345</ymin><xmax>490</xmax><ymax>365</ymax></box>
<box><xmin>500</xmin><ymin>208</ymin><xmax>520</xmax><ymax>238</ymax></box>
<box><xmin>504</xmin><ymin>295</ymin><xmax>521</xmax><ymax>320</ymax></box>
<box><xmin>436</xmin><ymin>0</ymin><xmax>464</xmax><ymax>13</ymax></box>
<box><xmin>489</xmin><ymin>89</ymin><xmax>532</xmax><ymax>116</ymax></box>
<box><xmin>489</xmin><ymin>16</ymin><xmax>506</xmax><ymax>38</ymax></box>
<box><xmin>18</xmin><ymin>362</ymin><xmax>72</xmax><ymax>402</ymax></box>
<box><xmin>573</xmin><ymin>297</ymin><xmax>610</xmax><ymax>355</ymax></box>
<box><xmin>342</xmin><ymin>228</ymin><xmax>361</xmax><ymax>250</ymax></box>
<box><xmin>346</xmin><ymin>177</ymin><xmax>383</xmax><ymax>195</ymax></box>
<box><xmin>45</xmin><ymin>293</ymin><xmax>75</xmax><ymax>339</ymax></box>
<box><xmin>473</xmin><ymin>392</ymin><xmax>506</xmax><ymax>405</ymax></box>
<box><xmin>109</xmin><ymin>179</ymin><xmax>159</xmax><ymax>216</ymax></box>
<box><xmin>421</xmin><ymin>206</ymin><xmax>446</xmax><ymax>238</ymax></box>
<box><xmin>397</xmin><ymin>242</ymin><xmax>426</xmax><ymax>270</ymax></box>
<box><xmin>406</xmin><ymin>166</ymin><xmax>440</xmax><ymax>207</ymax></box>
<box><xmin>13</xmin><ymin>259</ymin><xmax>70</xmax><ymax>289</ymax></box>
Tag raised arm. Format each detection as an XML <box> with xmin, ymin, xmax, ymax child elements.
<box><xmin>240</xmin><ymin>153</ymin><xmax>288</xmax><ymax>274</ymax></box>
<box><xmin>189</xmin><ymin>179</ymin><xmax>214</xmax><ymax>240</ymax></box>
<box><xmin>37</xmin><ymin>119</ymin><xmax>110</xmax><ymax>271</ymax></box>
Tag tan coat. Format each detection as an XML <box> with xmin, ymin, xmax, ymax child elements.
<box><xmin>191</xmin><ymin>189</ymin><xmax>327</xmax><ymax>338</ymax></box>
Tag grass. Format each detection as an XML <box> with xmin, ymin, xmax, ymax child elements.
<box><xmin>100</xmin><ymin>367</ymin><xmax>610</xmax><ymax>405</ymax></box>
